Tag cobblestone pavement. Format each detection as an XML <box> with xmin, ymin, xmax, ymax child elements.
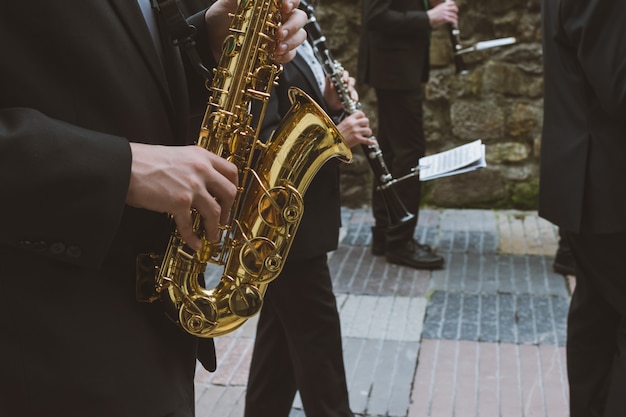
<box><xmin>194</xmin><ymin>208</ymin><xmax>573</xmax><ymax>417</ymax></box>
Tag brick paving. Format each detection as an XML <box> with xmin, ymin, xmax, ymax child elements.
<box><xmin>194</xmin><ymin>208</ymin><xmax>572</xmax><ymax>417</ymax></box>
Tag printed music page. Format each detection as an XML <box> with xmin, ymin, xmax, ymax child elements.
<box><xmin>418</xmin><ymin>139</ymin><xmax>486</xmax><ymax>181</ymax></box>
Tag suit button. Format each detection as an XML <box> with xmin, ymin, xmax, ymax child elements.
<box><xmin>33</xmin><ymin>241</ymin><xmax>48</xmax><ymax>252</ymax></box>
<box><xmin>49</xmin><ymin>241</ymin><xmax>66</xmax><ymax>255</ymax></box>
<box><xmin>17</xmin><ymin>240</ymin><xmax>32</xmax><ymax>249</ymax></box>
<box><xmin>66</xmin><ymin>245</ymin><xmax>82</xmax><ymax>258</ymax></box>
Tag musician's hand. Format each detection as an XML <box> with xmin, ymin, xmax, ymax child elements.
<box><xmin>126</xmin><ymin>143</ymin><xmax>239</xmax><ymax>250</ymax></box>
<box><xmin>336</xmin><ymin>111</ymin><xmax>375</xmax><ymax>148</ymax></box>
<box><xmin>324</xmin><ymin>71</ymin><xmax>358</xmax><ymax>113</ymax></box>
<box><xmin>427</xmin><ymin>0</ymin><xmax>458</xmax><ymax>27</ymax></box>
<box><xmin>205</xmin><ymin>0</ymin><xmax>306</xmax><ymax>63</ymax></box>
<box><xmin>274</xmin><ymin>1</ymin><xmax>308</xmax><ymax>63</ymax></box>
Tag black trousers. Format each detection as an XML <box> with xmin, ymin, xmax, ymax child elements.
<box><xmin>372</xmin><ymin>87</ymin><xmax>424</xmax><ymax>244</ymax></box>
<box><xmin>244</xmin><ymin>254</ymin><xmax>353</xmax><ymax>417</ymax></box>
<box><xmin>565</xmin><ymin>230</ymin><xmax>626</xmax><ymax>417</ymax></box>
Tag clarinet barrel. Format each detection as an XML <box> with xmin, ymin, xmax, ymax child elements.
<box><xmin>448</xmin><ymin>23</ymin><xmax>468</xmax><ymax>74</ymax></box>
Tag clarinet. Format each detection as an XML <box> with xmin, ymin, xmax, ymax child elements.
<box><xmin>445</xmin><ymin>0</ymin><xmax>468</xmax><ymax>74</ymax></box>
<box><xmin>299</xmin><ymin>0</ymin><xmax>414</xmax><ymax>227</ymax></box>
<box><xmin>448</xmin><ymin>22</ymin><xmax>468</xmax><ymax>74</ymax></box>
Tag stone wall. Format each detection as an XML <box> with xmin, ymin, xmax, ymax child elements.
<box><xmin>314</xmin><ymin>0</ymin><xmax>543</xmax><ymax>210</ymax></box>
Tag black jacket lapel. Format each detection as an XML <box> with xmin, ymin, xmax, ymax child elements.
<box><xmin>108</xmin><ymin>0</ymin><xmax>181</xmax><ymax>136</ymax></box>
<box><xmin>291</xmin><ymin>52</ymin><xmax>328</xmax><ymax>112</ymax></box>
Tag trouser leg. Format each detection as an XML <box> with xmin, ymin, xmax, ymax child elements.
<box><xmin>244</xmin><ymin>255</ymin><xmax>353</xmax><ymax>417</ymax></box>
<box><xmin>245</xmin><ymin>288</ymin><xmax>298</xmax><ymax>417</ymax></box>
<box><xmin>565</xmin><ymin>231</ymin><xmax>626</xmax><ymax>417</ymax></box>
<box><xmin>372</xmin><ymin>87</ymin><xmax>425</xmax><ymax>243</ymax></box>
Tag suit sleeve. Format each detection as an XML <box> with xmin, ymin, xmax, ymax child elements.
<box><xmin>362</xmin><ymin>0</ymin><xmax>430</xmax><ymax>38</ymax></box>
<box><xmin>0</xmin><ymin>108</ymin><xmax>132</xmax><ymax>268</ymax></box>
<box><xmin>186</xmin><ymin>2</ymin><xmax>218</xmax><ymax>68</ymax></box>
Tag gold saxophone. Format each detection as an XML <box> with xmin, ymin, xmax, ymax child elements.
<box><xmin>136</xmin><ymin>0</ymin><xmax>352</xmax><ymax>338</ymax></box>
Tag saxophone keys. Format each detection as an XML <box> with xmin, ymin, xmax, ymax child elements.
<box><xmin>239</xmin><ymin>236</ymin><xmax>277</xmax><ymax>277</ymax></box>
<box><xmin>179</xmin><ymin>296</ymin><xmax>218</xmax><ymax>336</ymax></box>
<box><xmin>258</xmin><ymin>185</ymin><xmax>304</xmax><ymax>226</ymax></box>
<box><xmin>228</xmin><ymin>283</ymin><xmax>263</xmax><ymax>318</ymax></box>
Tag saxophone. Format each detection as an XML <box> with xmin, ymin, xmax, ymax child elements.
<box><xmin>299</xmin><ymin>0</ymin><xmax>414</xmax><ymax>227</ymax></box>
<box><xmin>137</xmin><ymin>0</ymin><xmax>352</xmax><ymax>338</ymax></box>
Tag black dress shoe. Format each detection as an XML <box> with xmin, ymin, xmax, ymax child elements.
<box><xmin>385</xmin><ymin>239</ymin><xmax>444</xmax><ymax>270</ymax></box>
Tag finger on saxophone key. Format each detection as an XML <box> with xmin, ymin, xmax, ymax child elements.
<box><xmin>125</xmin><ymin>143</ymin><xmax>237</xmax><ymax>250</ymax></box>
<box><xmin>274</xmin><ymin>6</ymin><xmax>308</xmax><ymax>63</ymax></box>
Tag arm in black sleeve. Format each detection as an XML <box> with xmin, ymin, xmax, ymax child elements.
<box><xmin>0</xmin><ymin>108</ymin><xmax>132</xmax><ymax>268</ymax></box>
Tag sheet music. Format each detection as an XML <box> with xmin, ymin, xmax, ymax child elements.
<box><xmin>418</xmin><ymin>139</ymin><xmax>487</xmax><ymax>181</ymax></box>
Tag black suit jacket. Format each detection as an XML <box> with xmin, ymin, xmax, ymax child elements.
<box><xmin>259</xmin><ymin>51</ymin><xmax>342</xmax><ymax>261</ymax></box>
<box><xmin>539</xmin><ymin>0</ymin><xmax>626</xmax><ymax>234</ymax></box>
<box><xmin>358</xmin><ymin>0</ymin><xmax>431</xmax><ymax>90</ymax></box>
<box><xmin>0</xmin><ymin>1</ymin><xmax>216</xmax><ymax>416</ymax></box>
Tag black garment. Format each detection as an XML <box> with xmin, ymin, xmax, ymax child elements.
<box><xmin>245</xmin><ymin>255</ymin><xmax>353</xmax><ymax>417</ymax></box>
<box><xmin>0</xmin><ymin>1</ymin><xmax>216</xmax><ymax>416</ymax></box>
<box><xmin>358</xmin><ymin>0</ymin><xmax>430</xmax><ymax>245</ymax></box>
<box><xmin>565</xmin><ymin>231</ymin><xmax>626</xmax><ymax>417</ymax></box>
<box><xmin>358</xmin><ymin>0</ymin><xmax>431</xmax><ymax>91</ymax></box>
<box><xmin>371</xmin><ymin>88</ymin><xmax>424</xmax><ymax>244</ymax></box>
<box><xmin>540</xmin><ymin>1</ymin><xmax>626</xmax><ymax>415</ymax></box>
<box><xmin>540</xmin><ymin>1</ymin><xmax>626</xmax><ymax>233</ymax></box>
<box><xmin>553</xmin><ymin>228</ymin><xmax>576</xmax><ymax>276</ymax></box>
